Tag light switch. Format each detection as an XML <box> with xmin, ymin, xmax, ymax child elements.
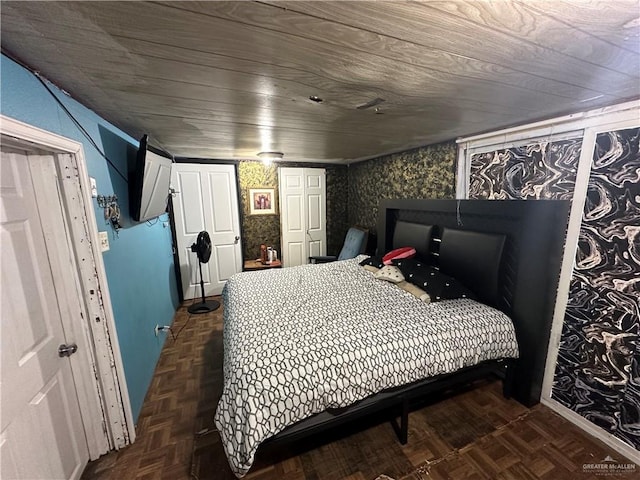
<box><xmin>90</xmin><ymin>177</ymin><xmax>98</xmax><ymax>198</ymax></box>
<box><xmin>98</xmin><ymin>231</ymin><xmax>109</xmax><ymax>252</ymax></box>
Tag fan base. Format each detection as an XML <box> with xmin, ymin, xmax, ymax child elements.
<box><xmin>187</xmin><ymin>300</ymin><xmax>221</xmax><ymax>315</ymax></box>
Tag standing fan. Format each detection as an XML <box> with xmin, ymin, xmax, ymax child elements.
<box><xmin>188</xmin><ymin>231</ymin><xmax>220</xmax><ymax>314</ymax></box>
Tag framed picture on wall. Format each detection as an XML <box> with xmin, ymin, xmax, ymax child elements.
<box><xmin>248</xmin><ymin>188</ymin><xmax>276</xmax><ymax>215</ymax></box>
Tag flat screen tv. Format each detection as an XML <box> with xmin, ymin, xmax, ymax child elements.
<box><xmin>130</xmin><ymin>134</ymin><xmax>173</xmax><ymax>222</ymax></box>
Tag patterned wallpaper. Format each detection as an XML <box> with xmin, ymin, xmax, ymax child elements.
<box><xmin>552</xmin><ymin>127</ymin><xmax>640</xmax><ymax>449</ymax></box>
<box><xmin>347</xmin><ymin>142</ymin><xmax>457</xmax><ymax>232</ymax></box>
<box><xmin>238</xmin><ymin>161</ymin><xmax>280</xmax><ymax>261</ymax></box>
<box><xmin>326</xmin><ymin>165</ymin><xmax>350</xmax><ymax>255</ymax></box>
<box><xmin>238</xmin><ymin>161</ymin><xmax>348</xmax><ymax>260</ymax></box>
<box><xmin>239</xmin><ymin>142</ymin><xmax>455</xmax><ymax>260</ymax></box>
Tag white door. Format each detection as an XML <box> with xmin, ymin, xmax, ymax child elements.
<box><xmin>279</xmin><ymin>167</ymin><xmax>326</xmax><ymax>267</ymax></box>
<box><xmin>304</xmin><ymin>169</ymin><xmax>327</xmax><ymax>258</ymax></box>
<box><xmin>1</xmin><ymin>147</ymin><xmax>89</xmax><ymax>480</ymax></box>
<box><xmin>171</xmin><ymin>163</ymin><xmax>242</xmax><ymax>299</ymax></box>
<box><xmin>279</xmin><ymin>168</ymin><xmax>306</xmax><ymax>267</ymax></box>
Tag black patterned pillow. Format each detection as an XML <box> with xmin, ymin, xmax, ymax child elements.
<box><xmin>392</xmin><ymin>257</ymin><xmax>430</xmax><ymax>272</ymax></box>
<box><xmin>392</xmin><ymin>258</ymin><xmax>477</xmax><ymax>302</ymax></box>
<box><xmin>359</xmin><ymin>256</ymin><xmax>385</xmax><ymax>269</ymax></box>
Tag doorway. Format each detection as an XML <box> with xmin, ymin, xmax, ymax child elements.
<box><xmin>171</xmin><ymin>163</ymin><xmax>243</xmax><ymax>299</ymax></box>
<box><xmin>278</xmin><ymin>167</ymin><xmax>327</xmax><ymax>267</ymax></box>
<box><xmin>0</xmin><ymin>116</ymin><xmax>134</xmax><ymax>478</ymax></box>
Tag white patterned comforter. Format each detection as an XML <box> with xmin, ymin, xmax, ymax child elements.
<box><xmin>214</xmin><ymin>256</ymin><xmax>518</xmax><ymax>477</ymax></box>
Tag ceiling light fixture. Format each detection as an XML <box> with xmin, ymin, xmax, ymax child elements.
<box><xmin>257</xmin><ymin>151</ymin><xmax>284</xmax><ymax>165</ymax></box>
<box><xmin>309</xmin><ymin>95</ymin><xmax>323</xmax><ymax>103</ymax></box>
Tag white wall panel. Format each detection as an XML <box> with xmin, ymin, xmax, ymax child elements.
<box><xmin>287</xmin><ymin>242</ymin><xmax>304</xmax><ymax>267</ymax></box>
<box><xmin>307</xmin><ymin>194</ymin><xmax>322</xmax><ymax>231</ymax></box>
<box><xmin>308</xmin><ymin>240</ymin><xmax>322</xmax><ymax>258</ymax></box>
<box><xmin>306</xmin><ymin>174</ymin><xmax>321</xmax><ymax>188</ymax></box>
<box><xmin>177</xmin><ymin>171</ymin><xmax>205</xmax><ymax>235</ymax></box>
<box><xmin>286</xmin><ymin>195</ymin><xmax>303</xmax><ymax>231</ymax></box>
<box><xmin>285</xmin><ymin>174</ymin><xmax>301</xmax><ymax>188</ymax></box>
<box><xmin>209</xmin><ymin>172</ymin><xmax>233</xmax><ymax>233</ymax></box>
<box><xmin>215</xmin><ymin>244</ymin><xmax>238</xmax><ymax>282</ymax></box>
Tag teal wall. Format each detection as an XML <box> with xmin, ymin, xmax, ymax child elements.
<box><xmin>1</xmin><ymin>55</ymin><xmax>180</xmax><ymax>421</ymax></box>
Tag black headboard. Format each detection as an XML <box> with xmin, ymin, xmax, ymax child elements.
<box><xmin>439</xmin><ymin>228</ymin><xmax>506</xmax><ymax>306</ymax></box>
<box><xmin>377</xmin><ymin>199</ymin><xmax>570</xmax><ymax>406</ymax></box>
<box><xmin>392</xmin><ymin>221</ymin><xmax>433</xmax><ymax>259</ymax></box>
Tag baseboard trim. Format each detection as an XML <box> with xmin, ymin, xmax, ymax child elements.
<box><xmin>542</xmin><ymin>397</ymin><xmax>640</xmax><ymax>466</ymax></box>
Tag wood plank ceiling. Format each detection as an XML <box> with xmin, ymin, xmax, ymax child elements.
<box><xmin>2</xmin><ymin>1</ymin><xmax>639</xmax><ymax>164</ymax></box>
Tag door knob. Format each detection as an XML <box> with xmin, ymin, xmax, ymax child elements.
<box><xmin>234</xmin><ymin>235</ymin><xmax>240</xmax><ymax>244</ymax></box>
<box><xmin>58</xmin><ymin>343</ymin><xmax>78</xmax><ymax>358</ymax></box>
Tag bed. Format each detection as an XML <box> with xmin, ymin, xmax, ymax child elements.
<box><xmin>214</xmin><ymin>199</ymin><xmax>570</xmax><ymax>477</ymax></box>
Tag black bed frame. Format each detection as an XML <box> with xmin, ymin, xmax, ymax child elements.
<box><xmin>261</xmin><ymin>199</ymin><xmax>569</xmax><ymax>451</ymax></box>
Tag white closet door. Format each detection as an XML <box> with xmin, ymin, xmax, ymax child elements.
<box><xmin>279</xmin><ymin>167</ymin><xmax>326</xmax><ymax>267</ymax></box>
<box><xmin>171</xmin><ymin>163</ymin><xmax>242</xmax><ymax>299</ymax></box>
<box><xmin>304</xmin><ymin>169</ymin><xmax>326</xmax><ymax>258</ymax></box>
<box><xmin>279</xmin><ymin>168</ymin><xmax>306</xmax><ymax>267</ymax></box>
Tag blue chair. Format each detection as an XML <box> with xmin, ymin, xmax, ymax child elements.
<box><xmin>309</xmin><ymin>226</ymin><xmax>369</xmax><ymax>264</ymax></box>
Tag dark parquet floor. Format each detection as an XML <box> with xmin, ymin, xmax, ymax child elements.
<box><xmin>81</xmin><ymin>298</ymin><xmax>635</xmax><ymax>480</ymax></box>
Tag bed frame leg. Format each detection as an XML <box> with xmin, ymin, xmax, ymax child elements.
<box><xmin>503</xmin><ymin>360</ymin><xmax>516</xmax><ymax>399</ymax></box>
<box><xmin>390</xmin><ymin>397</ymin><xmax>409</xmax><ymax>444</ymax></box>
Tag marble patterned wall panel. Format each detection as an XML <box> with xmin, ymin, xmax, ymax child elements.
<box><xmin>469</xmin><ymin>138</ymin><xmax>582</xmax><ymax>200</ymax></box>
<box><xmin>468</xmin><ymin>130</ymin><xmax>639</xmax><ymax>449</ymax></box>
<box><xmin>347</xmin><ymin>142</ymin><xmax>456</xmax><ymax>233</ymax></box>
<box><xmin>552</xmin><ymin>127</ymin><xmax>640</xmax><ymax>449</ymax></box>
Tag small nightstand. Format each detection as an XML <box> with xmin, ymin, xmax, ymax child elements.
<box><xmin>243</xmin><ymin>259</ymin><xmax>282</xmax><ymax>271</ymax></box>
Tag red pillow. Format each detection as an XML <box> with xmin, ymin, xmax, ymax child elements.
<box><xmin>382</xmin><ymin>247</ymin><xmax>416</xmax><ymax>265</ymax></box>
